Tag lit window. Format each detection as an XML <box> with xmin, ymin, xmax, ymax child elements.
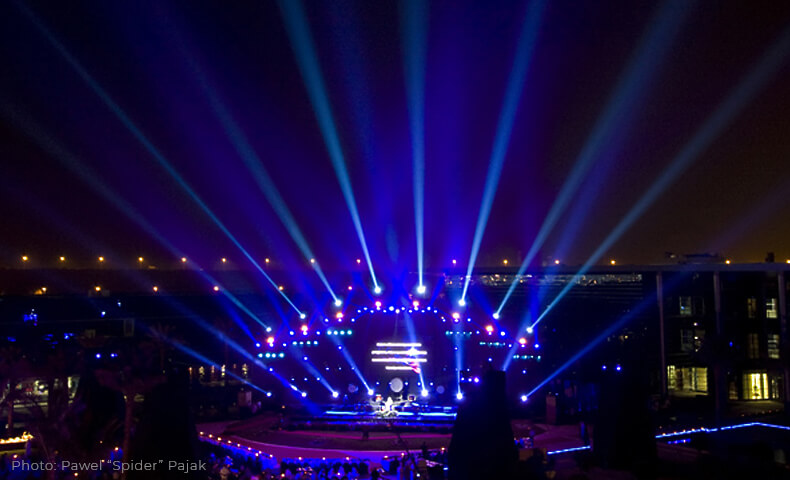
<box><xmin>768</xmin><ymin>334</ymin><xmax>780</xmax><ymax>359</ymax></box>
<box><xmin>766</xmin><ymin>298</ymin><xmax>778</xmax><ymax>319</ymax></box>
<box><xmin>743</xmin><ymin>372</ymin><xmax>769</xmax><ymax>400</ymax></box>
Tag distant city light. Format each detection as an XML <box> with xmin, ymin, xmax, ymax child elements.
<box><xmin>138</xmin><ymin>257</ymin><xmax>144</xmax><ymax>263</ymax></box>
<box><xmin>610</xmin><ymin>259</ymin><xmax>616</xmax><ymax>265</ymax></box>
<box><xmin>94</xmin><ymin>286</ymin><xmax>101</xmax><ymax>292</ymax></box>
<box><xmin>554</xmin><ymin>259</ymin><xmax>560</xmax><ymax>265</ymax></box>
<box><xmin>725</xmin><ymin>259</ymin><xmax>731</xmax><ymax>265</ymax></box>
<box><xmin>452</xmin><ymin>259</ymin><xmax>457</xmax><ymax>265</ymax></box>
<box><xmin>278</xmin><ymin>285</ymin><xmax>284</xmax><ymax>291</ymax></box>
<box><xmin>21</xmin><ymin>255</ymin><xmax>28</xmax><ymax>262</ymax></box>
<box><xmin>519</xmin><ymin>337</ymin><xmax>527</xmax><ymax>345</ymax></box>
<box><xmin>503</xmin><ymin>259</ymin><xmax>508</xmax><ymax>265</ymax></box>
<box><xmin>265</xmin><ymin>258</ymin><xmax>270</xmax><ymax>264</ymax></box>
<box><xmin>152</xmin><ymin>286</ymin><xmax>158</xmax><ymax>292</ymax></box>
<box><xmin>485</xmin><ymin>325</ymin><xmax>494</xmax><ymax>334</ymax></box>
<box><xmin>181</xmin><ymin>257</ymin><xmax>187</xmax><ymax>263</ymax></box>
<box><xmin>335</xmin><ymin>312</ymin><xmax>343</xmax><ymax>319</ymax></box>
<box><xmin>310</xmin><ymin>258</ymin><xmax>315</xmax><ymax>264</ymax></box>
<box><xmin>221</xmin><ymin>257</ymin><xmax>227</xmax><ymax>263</ymax></box>
<box><xmin>98</xmin><ymin>256</ymin><xmax>105</xmax><ymax>262</ymax></box>
<box><xmin>356</xmin><ymin>259</ymin><xmax>361</xmax><ymax>264</ymax></box>
<box><xmin>213</xmin><ymin>286</ymin><xmax>220</xmax><ymax>292</ymax></box>
<box><xmin>59</xmin><ymin>256</ymin><xmax>65</xmax><ymax>262</ymax></box>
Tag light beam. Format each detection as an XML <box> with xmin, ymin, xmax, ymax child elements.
<box><xmin>276</xmin><ymin>0</ymin><xmax>380</xmax><ymax>291</ymax></box>
<box><xmin>460</xmin><ymin>0</ymin><xmax>546</xmax><ymax>302</ymax></box>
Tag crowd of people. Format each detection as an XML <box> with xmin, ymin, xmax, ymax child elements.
<box><xmin>0</xmin><ymin>441</ymin><xmax>448</xmax><ymax>480</ymax></box>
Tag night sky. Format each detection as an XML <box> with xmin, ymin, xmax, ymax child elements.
<box><xmin>2</xmin><ymin>0</ymin><xmax>790</xmax><ymax>274</ymax></box>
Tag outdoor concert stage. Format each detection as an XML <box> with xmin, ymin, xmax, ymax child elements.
<box><xmin>287</xmin><ymin>404</ymin><xmax>458</xmax><ymax>432</ymax></box>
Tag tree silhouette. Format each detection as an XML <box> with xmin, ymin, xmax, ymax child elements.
<box><xmin>94</xmin><ymin>342</ymin><xmax>166</xmax><ymax>480</ymax></box>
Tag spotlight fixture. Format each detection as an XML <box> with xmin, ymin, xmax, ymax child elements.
<box><xmin>492</xmin><ymin>312</ymin><xmax>500</xmax><ymax>320</ymax></box>
<box><xmin>456</xmin><ymin>392</ymin><xmax>463</xmax><ymax>400</ymax></box>
<box><xmin>458</xmin><ymin>298</ymin><xmax>466</xmax><ymax>307</ymax></box>
<box><xmin>299</xmin><ymin>313</ymin><xmax>307</xmax><ymax>320</ymax></box>
<box><xmin>374</xmin><ymin>285</ymin><xmax>382</xmax><ymax>294</ymax></box>
<box><xmin>416</xmin><ymin>284</ymin><xmax>426</xmax><ymax>295</ymax></box>
<box><xmin>334</xmin><ymin>299</ymin><xmax>342</xmax><ymax>307</ymax></box>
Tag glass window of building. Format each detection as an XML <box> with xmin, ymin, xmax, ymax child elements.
<box><xmin>672</xmin><ymin>367</ymin><xmax>708</xmax><ymax>393</ymax></box>
<box><xmin>768</xmin><ymin>334</ymin><xmax>780</xmax><ymax>359</ymax></box>
<box><xmin>667</xmin><ymin>365</ymin><xmax>677</xmax><ymax>390</ymax></box>
<box><xmin>679</xmin><ymin>296</ymin><xmax>693</xmax><ymax>316</ymax></box>
<box><xmin>747</xmin><ymin>298</ymin><xmax>757</xmax><ymax>319</ymax></box>
<box><xmin>743</xmin><ymin>372</ymin><xmax>769</xmax><ymax>400</ymax></box>
<box><xmin>766</xmin><ymin>298</ymin><xmax>778</xmax><ymax>319</ymax></box>
<box><xmin>747</xmin><ymin>333</ymin><xmax>760</xmax><ymax>359</ymax></box>
<box><xmin>681</xmin><ymin>329</ymin><xmax>694</xmax><ymax>352</ymax></box>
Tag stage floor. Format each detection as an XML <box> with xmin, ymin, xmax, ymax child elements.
<box><xmin>198</xmin><ymin>413</ymin><xmax>588</xmax><ymax>462</ymax></box>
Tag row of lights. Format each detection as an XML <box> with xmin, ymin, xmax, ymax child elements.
<box><xmin>19</xmin><ymin>255</ymin><xmax>790</xmax><ymax>269</ymax></box>
<box><xmin>18</xmin><ymin>255</ymin><xmax>274</xmax><ymax>265</ymax></box>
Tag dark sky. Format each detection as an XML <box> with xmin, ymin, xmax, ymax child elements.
<box><xmin>1</xmin><ymin>0</ymin><xmax>790</xmax><ymax>274</ymax></box>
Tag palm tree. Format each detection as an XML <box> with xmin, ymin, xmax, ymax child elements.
<box><xmin>94</xmin><ymin>343</ymin><xmax>166</xmax><ymax>480</ymax></box>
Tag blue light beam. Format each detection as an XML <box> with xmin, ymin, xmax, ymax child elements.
<box><xmin>401</xmin><ymin>0</ymin><xmax>429</xmax><ymax>291</ymax></box>
<box><xmin>15</xmin><ymin>2</ymin><xmax>303</xmax><ymax>316</ymax></box>
<box><xmin>0</xmin><ymin>102</ymin><xmax>274</xmax><ymax>332</ymax></box>
<box><xmin>180</xmin><ymin>47</ymin><xmax>340</xmax><ymax>303</ymax></box>
<box><xmin>277</xmin><ymin>0</ymin><xmax>380</xmax><ymax>291</ymax></box>
<box><xmin>496</xmin><ymin>0</ymin><xmax>693</xmax><ymax>315</ymax></box>
<box><xmin>532</xmin><ymin>25</ymin><xmax>790</xmax><ymax>329</ymax></box>
<box><xmin>460</xmin><ymin>0</ymin><xmax>547</xmax><ymax>302</ymax></box>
